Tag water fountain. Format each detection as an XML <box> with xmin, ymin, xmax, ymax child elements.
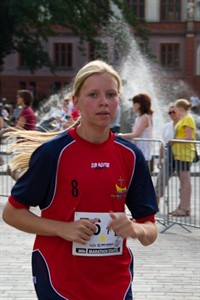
<box><xmin>102</xmin><ymin>6</ymin><xmax>200</xmax><ymax>137</ymax></box>
<box><xmin>36</xmin><ymin>5</ymin><xmax>200</xmax><ymax>139</ymax></box>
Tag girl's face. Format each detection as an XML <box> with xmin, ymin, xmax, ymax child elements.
<box><xmin>133</xmin><ymin>102</ymin><xmax>140</xmax><ymax>113</ymax></box>
<box><xmin>73</xmin><ymin>72</ymin><xmax>119</xmax><ymax>130</ymax></box>
<box><xmin>16</xmin><ymin>95</ymin><xmax>23</xmax><ymax>106</ymax></box>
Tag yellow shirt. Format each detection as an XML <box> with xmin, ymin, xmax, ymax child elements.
<box><xmin>172</xmin><ymin>114</ymin><xmax>196</xmax><ymax>162</ymax></box>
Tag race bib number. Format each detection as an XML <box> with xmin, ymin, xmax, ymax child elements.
<box><xmin>72</xmin><ymin>212</ymin><xmax>124</xmax><ymax>257</ymax></box>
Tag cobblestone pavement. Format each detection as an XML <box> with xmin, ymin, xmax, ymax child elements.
<box><xmin>0</xmin><ymin>196</ymin><xmax>200</xmax><ymax>300</ymax></box>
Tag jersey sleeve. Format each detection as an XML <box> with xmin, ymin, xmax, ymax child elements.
<box><xmin>125</xmin><ymin>146</ymin><xmax>158</xmax><ymax>220</ymax></box>
<box><xmin>10</xmin><ymin>142</ymin><xmax>57</xmax><ymax>209</ymax></box>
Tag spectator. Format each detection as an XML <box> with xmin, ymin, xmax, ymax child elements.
<box><xmin>53</xmin><ymin>96</ymin><xmax>74</xmax><ymax>130</ymax></box>
<box><xmin>190</xmin><ymin>95</ymin><xmax>200</xmax><ymax>112</ymax></box>
<box><xmin>1</xmin><ymin>90</ymin><xmax>36</xmax><ymax>134</ymax></box>
<box><xmin>170</xmin><ymin>99</ymin><xmax>197</xmax><ymax>217</ymax></box>
<box><xmin>118</xmin><ymin>93</ymin><xmax>153</xmax><ymax>168</ymax></box>
<box><xmin>15</xmin><ymin>90</ymin><xmax>36</xmax><ymax>130</ymax></box>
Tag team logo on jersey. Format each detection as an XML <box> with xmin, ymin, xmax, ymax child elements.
<box><xmin>111</xmin><ymin>176</ymin><xmax>127</xmax><ymax>199</ymax></box>
<box><xmin>91</xmin><ymin>162</ymin><xmax>110</xmax><ymax>169</ymax></box>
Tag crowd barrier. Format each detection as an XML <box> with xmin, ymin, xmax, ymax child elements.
<box><xmin>155</xmin><ymin>139</ymin><xmax>200</xmax><ymax>232</ymax></box>
<box><xmin>1</xmin><ymin>136</ymin><xmax>200</xmax><ymax>232</ymax></box>
<box><xmin>0</xmin><ymin>136</ymin><xmax>15</xmax><ymax>198</ymax></box>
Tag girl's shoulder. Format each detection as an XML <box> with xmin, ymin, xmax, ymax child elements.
<box><xmin>141</xmin><ymin>113</ymin><xmax>153</xmax><ymax>125</ymax></box>
<box><xmin>139</xmin><ymin>113</ymin><xmax>149</xmax><ymax>120</ymax></box>
<box><xmin>181</xmin><ymin>114</ymin><xmax>195</xmax><ymax>124</ymax></box>
<box><xmin>141</xmin><ymin>113</ymin><xmax>152</xmax><ymax>119</ymax></box>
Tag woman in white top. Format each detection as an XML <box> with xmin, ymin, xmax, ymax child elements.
<box><xmin>118</xmin><ymin>93</ymin><xmax>153</xmax><ymax>164</ymax></box>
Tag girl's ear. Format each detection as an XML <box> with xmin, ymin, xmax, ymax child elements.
<box><xmin>72</xmin><ymin>95</ymin><xmax>79</xmax><ymax>108</ymax></box>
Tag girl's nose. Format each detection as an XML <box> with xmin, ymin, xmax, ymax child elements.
<box><xmin>99</xmin><ymin>94</ymin><xmax>108</xmax><ymax>106</ymax></box>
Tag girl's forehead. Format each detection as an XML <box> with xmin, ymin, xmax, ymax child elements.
<box><xmin>77</xmin><ymin>72</ymin><xmax>120</xmax><ymax>96</ymax></box>
<box><xmin>88</xmin><ymin>72</ymin><xmax>114</xmax><ymax>80</ymax></box>
<box><xmin>84</xmin><ymin>73</ymin><xmax>118</xmax><ymax>85</ymax></box>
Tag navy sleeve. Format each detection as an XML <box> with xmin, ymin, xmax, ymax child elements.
<box><xmin>11</xmin><ymin>142</ymin><xmax>57</xmax><ymax>209</ymax></box>
<box><xmin>125</xmin><ymin>146</ymin><xmax>158</xmax><ymax>219</ymax></box>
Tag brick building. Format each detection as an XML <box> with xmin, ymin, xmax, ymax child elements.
<box><xmin>0</xmin><ymin>0</ymin><xmax>200</xmax><ymax>104</ymax></box>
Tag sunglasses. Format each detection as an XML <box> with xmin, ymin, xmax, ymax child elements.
<box><xmin>168</xmin><ymin>111</ymin><xmax>175</xmax><ymax>115</ymax></box>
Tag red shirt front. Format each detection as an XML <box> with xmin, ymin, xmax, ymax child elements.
<box><xmin>9</xmin><ymin>128</ymin><xmax>158</xmax><ymax>300</ymax></box>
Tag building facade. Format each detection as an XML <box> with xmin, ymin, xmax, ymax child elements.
<box><xmin>0</xmin><ymin>0</ymin><xmax>200</xmax><ymax>104</ymax></box>
<box><xmin>144</xmin><ymin>0</ymin><xmax>200</xmax><ymax>98</ymax></box>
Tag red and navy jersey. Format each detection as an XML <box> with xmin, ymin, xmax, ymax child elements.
<box><xmin>9</xmin><ymin>127</ymin><xmax>158</xmax><ymax>300</ymax></box>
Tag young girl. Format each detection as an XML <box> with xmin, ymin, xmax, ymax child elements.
<box><xmin>170</xmin><ymin>98</ymin><xmax>196</xmax><ymax>217</ymax></box>
<box><xmin>2</xmin><ymin>60</ymin><xmax>158</xmax><ymax>300</ymax></box>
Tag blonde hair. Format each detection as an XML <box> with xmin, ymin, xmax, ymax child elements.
<box><xmin>5</xmin><ymin>130</ymin><xmax>62</xmax><ymax>179</ymax></box>
<box><xmin>5</xmin><ymin>60</ymin><xmax>121</xmax><ymax>180</ymax></box>
<box><xmin>175</xmin><ymin>98</ymin><xmax>192</xmax><ymax>110</ymax></box>
<box><xmin>73</xmin><ymin>60</ymin><xmax>121</xmax><ymax>96</ymax></box>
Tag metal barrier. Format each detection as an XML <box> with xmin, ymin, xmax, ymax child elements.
<box><xmin>1</xmin><ymin>136</ymin><xmax>200</xmax><ymax>232</ymax></box>
<box><xmin>0</xmin><ymin>136</ymin><xmax>15</xmax><ymax>197</ymax></box>
<box><xmin>157</xmin><ymin>139</ymin><xmax>200</xmax><ymax>232</ymax></box>
<box><xmin>128</xmin><ymin>137</ymin><xmax>200</xmax><ymax>232</ymax></box>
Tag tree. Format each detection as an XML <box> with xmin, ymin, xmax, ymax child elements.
<box><xmin>0</xmin><ymin>0</ymin><xmax>148</xmax><ymax>72</ymax></box>
<box><xmin>0</xmin><ymin>0</ymin><xmax>150</xmax><ymax>72</ymax></box>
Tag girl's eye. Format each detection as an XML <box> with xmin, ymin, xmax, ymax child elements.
<box><xmin>107</xmin><ymin>92</ymin><xmax>117</xmax><ymax>98</ymax></box>
<box><xmin>89</xmin><ymin>93</ymin><xmax>98</xmax><ymax>98</ymax></box>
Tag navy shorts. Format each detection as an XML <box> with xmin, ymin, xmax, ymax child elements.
<box><xmin>174</xmin><ymin>160</ymin><xmax>191</xmax><ymax>171</ymax></box>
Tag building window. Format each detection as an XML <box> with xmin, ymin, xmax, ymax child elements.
<box><xmin>54</xmin><ymin>43</ymin><xmax>73</xmax><ymax>68</ymax></box>
<box><xmin>19</xmin><ymin>81</ymin><xmax>27</xmax><ymax>89</ymax></box>
<box><xmin>126</xmin><ymin>0</ymin><xmax>145</xmax><ymax>19</ymax></box>
<box><xmin>160</xmin><ymin>0</ymin><xmax>181</xmax><ymax>21</ymax></box>
<box><xmin>28</xmin><ymin>82</ymin><xmax>36</xmax><ymax>95</ymax></box>
<box><xmin>160</xmin><ymin>44</ymin><xmax>180</xmax><ymax>69</ymax></box>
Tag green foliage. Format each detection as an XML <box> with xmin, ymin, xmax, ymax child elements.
<box><xmin>0</xmin><ymin>0</ymin><xmax>150</xmax><ymax>72</ymax></box>
<box><xmin>0</xmin><ymin>0</ymin><xmax>117</xmax><ymax>71</ymax></box>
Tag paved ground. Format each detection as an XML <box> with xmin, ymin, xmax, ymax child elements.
<box><xmin>0</xmin><ymin>149</ymin><xmax>200</xmax><ymax>300</ymax></box>
<box><xmin>0</xmin><ymin>193</ymin><xmax>199</xmax><ymax>300</ymax></box>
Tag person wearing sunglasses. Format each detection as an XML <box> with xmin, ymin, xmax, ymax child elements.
<box><xmin>154</xmin><ymin>104</ymin><xmax>179</xmax><ymax>206</ymax></box>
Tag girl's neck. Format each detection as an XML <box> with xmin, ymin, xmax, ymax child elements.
<box><xmin>76</xmin><ymin>124</ymin><xmax>110</xmax><ymax>144</ymax></box>
<box><xmin>180</xmin><ymin>111</ymin><xmax>188</xmax><ymax>118</ymax></box>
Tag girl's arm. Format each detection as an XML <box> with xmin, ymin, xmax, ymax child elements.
<box><xmin>15</xmin><ymin>116</ymin><xmax>26</xmax><ymax>129</ymax></box>
<box><xmin>184</xmin><ymin>126</ymin><xmax>194</xmax><ymax>140</ymax></box>
<box><xmin>109</xmin><ymin>212</ymin><xmax>157</xmax><ymax>246</ymax></box>
<box><xmin>2</xmin><ymin>202</ymin><xmax>97</xmax><ymax>245</ymax></box>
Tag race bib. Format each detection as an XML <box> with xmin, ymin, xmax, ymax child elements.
<box><xmin>72</xmin><ymin>212</ymin><xmax>124</xmax><ymax>257</ymax></box>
